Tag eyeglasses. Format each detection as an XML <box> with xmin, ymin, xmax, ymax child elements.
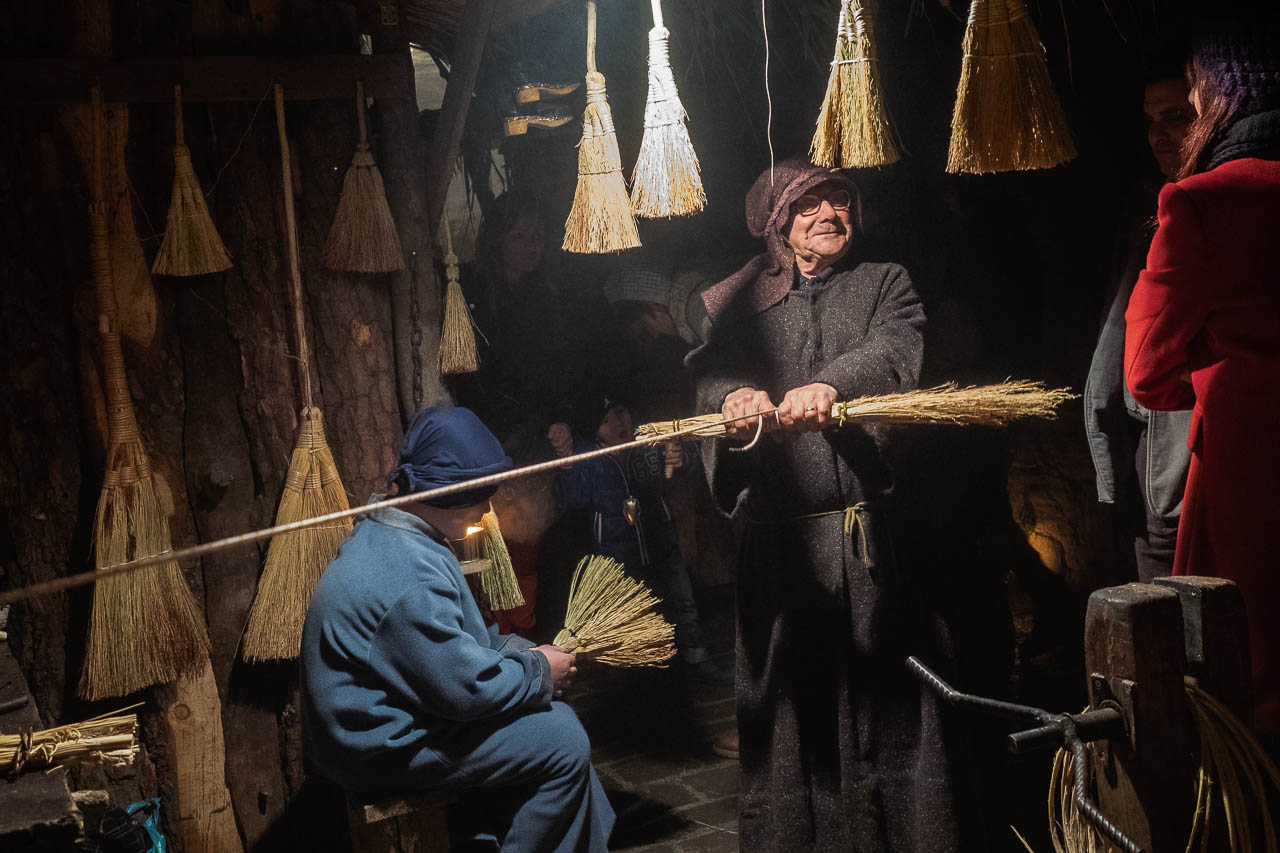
<box><xmin>794</xmin><ymin>189</ymin><xmax>852</xmax><ymax>217</ymax></box>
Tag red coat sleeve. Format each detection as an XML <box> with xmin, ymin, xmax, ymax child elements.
<box><xmin>1124</xmin><ymin>182</ymin><xmax>1208</xmax><ymax>411</ymax></box>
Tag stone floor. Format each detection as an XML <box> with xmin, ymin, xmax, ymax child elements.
<box><xmin>565</xmin><ymin>584</ymin><xmax>740</xmax><ymax>853</ymax></box>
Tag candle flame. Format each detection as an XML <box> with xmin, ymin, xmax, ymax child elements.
<box><xmin>465</xmin><ymin>525</ymin><xmax>484</xmax><ymax>536</ymax></box>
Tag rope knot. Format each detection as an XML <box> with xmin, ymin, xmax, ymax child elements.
<box><xmin>585</xmin><ymin>71</ymin><xmax>607</xmax><ymax>99</ymax></box>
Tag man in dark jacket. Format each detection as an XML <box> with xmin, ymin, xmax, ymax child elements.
<box><xmin>687</xmin><ymin>158</ymin><xmax>958</xmax><ymax>851</ymax></box>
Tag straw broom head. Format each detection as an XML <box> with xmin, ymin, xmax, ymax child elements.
<box><xmin>631</xmin><ymin>0</ymin><xmax>706</xmax><ymax>219</ymax></box>
<box><xmin>554</xmin><ymin>555</ymin><xmax>675</xmax><ymax>667</ymax></box>
<box><xmin>479</xmin><ymin>509</ymin><xmax>525</xmax><ymax>611</ymax></box>
<box><xmin>946</xmin><ymin>0</ymin><xmax>1076</xmax><ymax>174</ymax></box>
<box><xmin>563</xmin><ymin>2</ymin><xmax>641</xmax><ymax>253</ymax></box>
<box><xmin>1</xmin><ymin>706</ymin><xmax>140</xmax><ymax>776</ymax></box>
<box><xmin>323</xmin><ymin>82</ymin><xmax>406</xmax><ymax>272</ymax></box>
<box><xmin>242</xmin><ymin>407</ymin><xmax>353</xmax><ymax>662</ymax></box>
<box><xmin>811</xmin><ymin>0</ymin><xmax>900</xmax><ymax>169</ymax></box>
<box><xmin>437</xmin><ymin>218</ymin><xmax>478</xmax><ymax>375</ymax></box>
<box><xmin>634</xmin><ymin>380</ymin><xmax>1076</xmax><ymax>441</ymax></box>
<box><xmin>151</xmin><ymin>86</ymin><xmax>232</xmax><ymax>276</ymax></box>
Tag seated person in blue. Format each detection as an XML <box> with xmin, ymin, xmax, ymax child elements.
<box><xmin>547</xmin><ymin>397</ymin><xmax>731</xmax><ymax>685</ymax></box>
<box><xmin>300</xmin><ymin>405</ymin><xmax>615</xmax><ymax>853</ymax></box>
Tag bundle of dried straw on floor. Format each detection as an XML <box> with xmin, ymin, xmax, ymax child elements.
<box><xmin>555</xmin><ymin>556</ymin><xmax>675</xmax><ymax>668</ymax></box>
<box><xmin>947</xmin><ymin>0</ymin><xmax>1076</xmax><ymax>173</ymax></box>
<box><xmin>635</xmin><ymin>381</ymin><xmax>1074</xmax><ymax>441</ymax></box>
<box><xmin>811</xmin><ymin>0</ymin><xmax>899</xmax><ymax>169</ymax></box>
<box><xmin>2</xmin><ymin>706</ymin><xmax>140</xmax><ymax>778</ymax></box>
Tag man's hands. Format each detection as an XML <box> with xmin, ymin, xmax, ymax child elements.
<box><xmin>721</xmin><ymin>383</ymin><xmax>838</xmax><ymax>438</ymax></box>
<box><xmin>776</xmin><ymin>383</ymin><xmax>838</xmax><ymax>432</ymax></box>
<box><xmin>533</xmin><ymin>644</ymin><xmax>578</xmax><ymax>698</ymax></box>
<box><xmin>547</xmin><ymin>422</ymin><xmax>573</xmax><ymax>457</ymax></box>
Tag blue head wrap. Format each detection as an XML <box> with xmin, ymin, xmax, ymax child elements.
<box><xmin>387</xmin><ymin>406</ymin><xmax>513</xmax><ymax>508</ymax></box>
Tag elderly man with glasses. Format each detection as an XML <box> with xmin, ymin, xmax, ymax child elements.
<box><xmin>687</xmin><ymin>158</ymin><xmax>961</xmax><ymax>851</ymax></box>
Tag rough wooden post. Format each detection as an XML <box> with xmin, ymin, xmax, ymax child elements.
<box><xmin>1084</xmin><ymin>583</ymin><xmax>1197</xmax><ymax>853</ymax></box>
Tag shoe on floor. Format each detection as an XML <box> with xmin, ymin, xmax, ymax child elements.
<box><xmin>711</xmin><ymin>727</ymin><xmax>739</xmax><ymax>761</ymax></box>
<box><xmin>686</xmin><ymin>657</ymin><xmax>735</xmax><ymax>687</ymax></box>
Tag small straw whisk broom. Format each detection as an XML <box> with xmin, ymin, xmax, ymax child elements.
<box><xmin>478</xmin><ymin>508</ymin><xmax>525</xmax><ymax>611</ymax></box>
<box><xmin>563</xmin><ymin>0</ymin><xmax>641</xmax><ymax>253</ymax></box>
<box><xmin>631</xmin><ymin>0</ymin><xmax>705</xmax><ymax>218</ymax></box>
<box><xmin>242</xmin><ymin>85</ymin><xmax>353</xmax><ymax>662</ymax></box>
<box><xmin>946</xmin><ymin>0</ymin><xmax>1076</xmax><ymax>174</ymax></box>
<box><xmin>554</xmin><ymin>556</ymin><xmax>675</xmax><ymax>667</ymax></box>
<box><xmin>151</xmin><ymin>84</ymin><xmax>233</xmax><ymax>276</ymax></box>
<box><xmin>80</xmin><ymin>88</ymin><xmax>210</xmax><ymax>700</ymax></box>
<box><xmin>811</xmin><ymin>0</ymin><xmax>899</xmax><ymax>169</ymax></box>
<box><xmin>437</xmin><ymin>215</ymin><xmax>478</xmax><ymax>375</ymax></box>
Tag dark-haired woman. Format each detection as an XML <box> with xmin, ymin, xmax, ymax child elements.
<box><xmin>1125</xmin><ymin>16</ymin><xmax>1280</xmax><ymax>735</ymax></box>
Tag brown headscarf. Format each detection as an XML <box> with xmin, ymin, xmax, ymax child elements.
<box><xmin>702</xmin><ymin>158</ymin><xmax>860</xmax><ymax>323</ymax></box>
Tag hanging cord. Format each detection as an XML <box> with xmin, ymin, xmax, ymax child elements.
<box><xmin>761</xmin><ymin>0</ymin><xmax>775</xmax><ymax>184</ymax></box>
<box><xmin>273</xmin><ymin>83</ymin><xmax>313</xmax><ymax>412</ymax></box>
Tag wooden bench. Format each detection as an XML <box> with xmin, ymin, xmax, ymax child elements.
<box><xmin>345</xmin><ymin>788</ymin><xmax>456</xmax><ymax>853</ymax></box>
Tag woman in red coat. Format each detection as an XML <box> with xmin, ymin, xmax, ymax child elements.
<box><xmin>1125</xmin><ymin>14</ymin><xmax>1280</xmax><ymax>733</ymax></box>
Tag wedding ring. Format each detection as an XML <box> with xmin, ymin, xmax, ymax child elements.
<box><xmin>805</xmin><ymin>406</ymin><xmax>817</xmax><ymax>412</ymax></box>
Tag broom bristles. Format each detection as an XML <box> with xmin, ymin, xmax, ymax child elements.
<box><xmin>563</xmin><ymin>72</ymin><xmax>641</xmax><ymax>254</ymax></box>
<box><xmin>479</xmin><ymin>510</ymin><xmax>525</xmax><ymax>611</ymax></box>
<box><xmin>438</xmin><ymin>257</ymin><xmax>478</xmax><ymax>375</ymax></box>
<box><xmin>946</xmin><ymin>0</ymin><xmax>1076</xmax><ymax>174</ymax></box>
<box><xmin>323</xmin><ymin>144</ymin><xmax>406</xmax><ymax>272</ymax></box>
<box><xmin>242</xmin><ymin>409</ymin><xmax>352</xmax><ymax>662</ymax></box>
<box><xmin>811</xmin><ymin>0</ymin><xmax>899</xmax><ymax>169</ymax></box>
<box><xmin>553</xmin><ymin>555</ymin><xmax>675</xmax><ymax>667</ymax></box>
<box><xmin>631</xmin><ymin>26</ymin><xmax>706</xmax><ymax>218</ymax></box>
<box><xmin>151</xmin><ymin>145</ymin><xmax>233</xmax><ymax>277</ymax></box>
<box><xmin>79</xmin><ymin>444</ymin><xmax>210</xmax><ymax>700</ymax></box>
<box><xmin>634</xmin><ymin>381</ymin><xmax>1076</xmax><ymax>441</ymax></box>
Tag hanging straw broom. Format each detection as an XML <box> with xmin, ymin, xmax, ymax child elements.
<box><xmin>80</xmin><ymin>88</ymin><xmax>211</xmax><ymax>700</ymax></box>
<box><xmin>554</xmin><ymin>555</ymin><xmax>675</xmax><ymax>667</ymax></box>
<box><xmin>563</xmin><ymin>0</ymin><xmax>641</xmax><ymax>253</ymax></box>
<box><xmin>2</xmin><ymin>705</ymin><xmax>141</xmax><ymax>777</ymax></box>
<box><xmin>635</xmin><ymin>380</ymin><xmax>1075</xmax><ymax>441</ymax></box>
<box><xmin>151</xmin><ymin>84</ymin><xmax>233</xmax><ymax>276</ymax></box>
<box><xmin>811</xmin><ymin>0</ymin><xmax>899</xmax><ymax>169</ymax></box>
<box><xmin>437</xmin><ymin>215</ymin><xmax>478</xmax><ymax>374</ymax></box>
<box><xmin>242</xmin><ymin>85</ymin><xmax>354</xmax><ymax>662</ymax></box>
<box><xmin>478</xmin><ymin>508</ymin><xmax>525</xmax><ymax>611</ymax></box>
<box><xmin>946</xmin><ymin>0</ymin><xmax>1076</xmax><ymax>174</ymax></box>
<box><xmin>322</xmin><ymin>80</ymin><xmax>406</xmax><ymax>272</ymax></box>
<box><xmin>630</xmin><ymin>0</ymin><xmax>705</xmax><ymax>218</ymax></box>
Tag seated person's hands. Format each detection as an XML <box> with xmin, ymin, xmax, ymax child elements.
<box><xmin>662</xmin><ymin>440</ymin><xmax>683</xmax><ymax>472</ymax></box>
<box><xmin>547</xmin><ymin>423</ymin><xmax>574</xmax><ymax>457</ymax></box>
<box><xmin>722</xmin><ymin>387</ymin><xmax>776</xmax><ymax>440</ymax></box>
<box><xmin>533</xmin><ymin>644</ymin><xmax>577</xmax><ymax>698</ymax></box>
<box><xmin>776</xmin><ymin>383</ymin><xmax>838</xmax><ymax>432</ymax></box>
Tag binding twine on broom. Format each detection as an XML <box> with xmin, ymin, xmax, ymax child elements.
<box><xmin>478</xmin><ymin>508</ymin><xmax>525</xmax><ymax>611</ymax></box>
<box><xmin>80</xmin><ymin>87</ymin><xmax>211</xmax><ymax>700</ymax></box>
<box><xmin>323</xmin><ymin>80</ymin><xmax>405</xmax><ymax>272</ymax></box>
<box><xmin>947</xmin><ymin>0</ymin><xmax>1076</xmax><ymax>174</ymax></box>
<box><xmin>811</xmin><ymin>0</ymin><xmax>899</xmax><ymax>169</ymax></box>
<box><xmin>151</xmin><ymin>84</ymin><xmax>233</xmax><ymax>276</ymax></box>
<box><xmin>242</xmin><ymin>84</ymin><xmax>353</xmax><ymax>662</ymax></box>
<box><xmin>554</xmin><ymin>556</ymin><xmax>675</xmax><ymax>667</ymax></box>
<box><xmin>563</xmin><ymin>0</ymin><xmax>641</xmax><ymax>253</ymax></box>
<box><xmin>437</xmin><ymin>215</ymin><xmax>479</xmax><ymax>374</ymax></box>
<box><xmin>631</xmin><ymin>0</ymin><xmax>706</xmax><ymax>218</ymax></box>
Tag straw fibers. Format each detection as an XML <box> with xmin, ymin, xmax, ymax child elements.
<box><xmin>554</xmin><ymin>556</ymin><xmax>675</xmax><ymax>668</ymax></box>
<box><xmin>479</xmin><ymin>509</ymin><xmax>525</xmax><ymax>611</ymax></box>
<box><xmin>635</xmin><ymin>380</ymin><xmax>1075</xmax><ymax>441</ymax></box>
<box><xmin>811</xmin><ymin>0</ymin><xmax>899</xmax><ymax>169</ymax></box>
<box><xmin>242</xmin><ymin>408</ymin><xmax>352</xmax><ymax>662</ymax></box>
<box><xmin>631</xmin><ymin>0</ymin><xmax>706</xmax><ymax>218</ymax></box>
<box><xmin>438</xmin><ymin>218</ymin><xmax>478</xmax><ymax>374</ymax></box>
<box><xmin>1</xmin><ymin>707</ymin><xmax>140</xmax><ymax>777</ymax></box>
<box><xmin>946</xmin><ymin>0</ymin><xmax>1076</xmax><ymax>174</ymax></box>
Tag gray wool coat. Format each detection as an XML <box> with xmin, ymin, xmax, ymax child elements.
<box><xmin>688</xmin><ymin>259</ymin><xmax>963</xmax><ymax>852</ymax></box>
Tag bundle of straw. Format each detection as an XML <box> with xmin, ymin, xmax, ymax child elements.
<box><xmin>80</xmin><ymin>88</ymin><xmax>211</xmax><ymax>701</ymax></box>
<box><xmin>322</xmin><ymin>80</ymin><xmax>406</xmax><ymax>272</ymax></box>
<box><xmin>151</xmin><ymin>85</ymin><xmax>233</xmax><ymax>276</ymax></box>
<box><xmin>479</xmin><ymin>509</ymin><xmax>525</xmax><ymax>611</ymax></box>
<box><xmin>630</xmin><ymin>0</ymin><xmax>705</xmax><ymax>218</ymax></box>
<box><xmin>562</xmin><ymin>0</ymin><xmax>641</xmax><ymax>254</ymax></box>
<box><xmin>810</xmin><ymin>0</ymin><xmax>899</xmax><ymax>169</ymax></box>
<box><xmin>554</xmin><ymin>555</ymin><xmax>675</xmax><ymax>667</ymax></box>
<box><xmin>242</xmin><ymin>85</ymin><xmax>353</xmax><ymax>662</ymax></box>
<box><xmin>946</xmin><ymin>0</ymin><xmax>1076</xmax><ymax>174</ymax></box>
<box><xmin>437</xmin><ymin>216</ymin><xmax>478</xmax><ymax>374</ymax></box>
<box><xmin>2</xmin><ymin>706</ymin><xmax>140</xmax><ymax>778</ymax></box>
<box><xmin>635</xmin><ymin>381</ymin><xmax>1075</xmax><ymax>441</ymax></box>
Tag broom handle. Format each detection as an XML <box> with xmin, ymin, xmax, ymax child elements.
<box><xmin>355</xmin><ymin>79</ymin><xmax>368</xmax><ymax>147</ymax></box>
<box><xmin>650</xmin><ymin>0</ymin><xmax>663</xmax><ymax>28</ymax></box>
<box><xmin>274</xmin><ymin>83</ymin><xmax>313</xmax><ymax>410</ymax></box>
<box><xmin>173</xmin><ymin>84</ymin><xmax>184</xmax><ymax>147</ymax></box>
<box><xmin>586</xmin><ymin>0</ymin><xmax>597</xmax><ymax>74</ymax></box>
